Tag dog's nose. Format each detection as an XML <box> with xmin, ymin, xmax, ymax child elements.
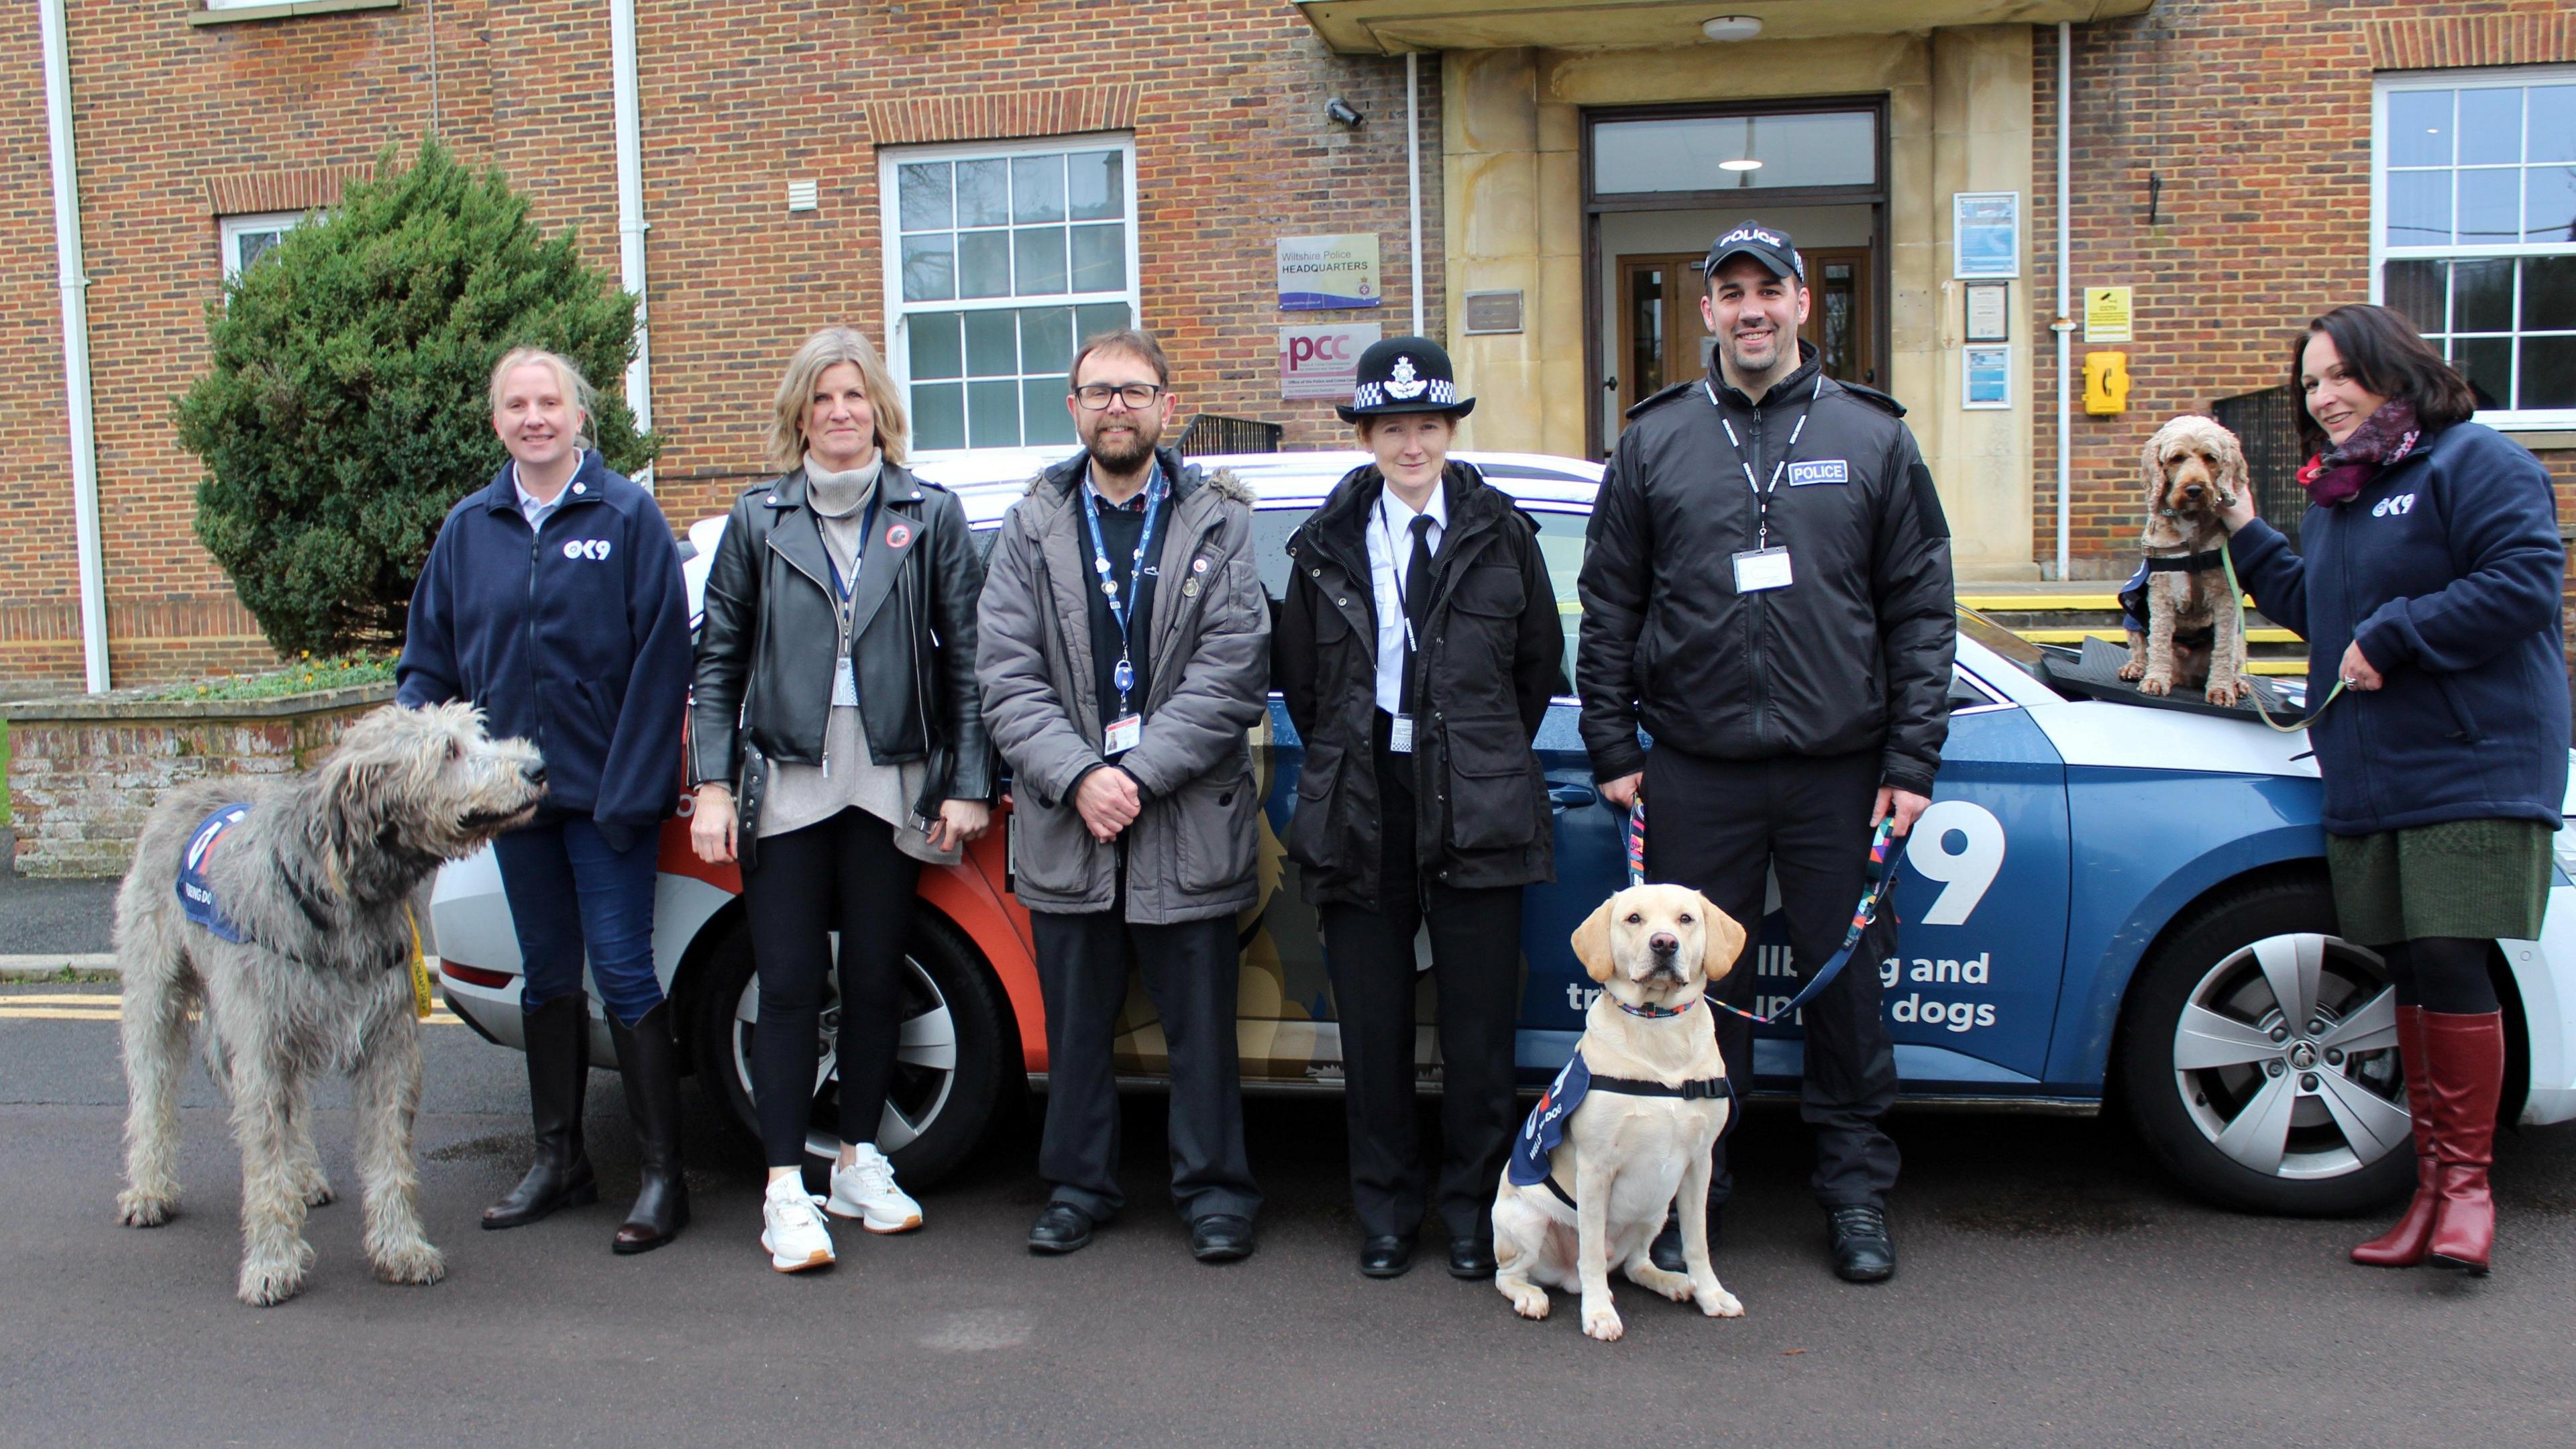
<box><xmin>1650</xmin><ymin>932</ymin><xmax>1678</xmax><ymax>955</ymax></box>
<box><xmin>2182</xmin><ymin>484</ymin><xmax>2204</xmax><ymax>498</ymax></box>
<box><xmin>521</xmin><ymin>761</ymin><xmax>547</xmax><ymax>786</ymax></box>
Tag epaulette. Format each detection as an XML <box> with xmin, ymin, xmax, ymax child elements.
<box><xmin>1834</xmin><ymin>378</ymin><xmax>1907</xmax><ymax>418</ymax></box>
<box><xmin>1622</xmin><ymin>378</ymin><xmax>1700</xmax><ymax>421</ymax></box>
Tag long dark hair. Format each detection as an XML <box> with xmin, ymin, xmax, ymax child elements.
<box><xmin>2287</xmin><ymin>303</ymin><xmax>2477</xmax><ymax>458</ymax></box>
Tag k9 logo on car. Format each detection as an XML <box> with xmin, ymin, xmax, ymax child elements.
<box><xmin>1903</xmin><ymin>799</ymin><xmax>2004</xmax><ymax>926</ymax></box>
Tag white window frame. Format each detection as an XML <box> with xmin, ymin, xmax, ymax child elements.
<box><xmin>878</xmin><ymin>131</ymin><xmax>1142</xmax><ymax>453</ymax></box>
<box><xmin>219</xmin><ymin>210</ymin><xmax>305</xmax><ymax>280</ymax></box>
<box><xmin>2371</xmin><ymin>65</ymin><xmax>2576</xmax><ymax>431</ymax></box>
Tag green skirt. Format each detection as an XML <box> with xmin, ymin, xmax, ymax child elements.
<box><xmin>2325</xmin><ymin>818</ymin><xmax>2555</xmax><ymax>946</ymax></box>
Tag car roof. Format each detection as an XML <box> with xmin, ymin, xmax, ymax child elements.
<box><xmin>899</xmin><ymin>447</ymin><xmax>1605</xmax><ymax>529</ymax></box>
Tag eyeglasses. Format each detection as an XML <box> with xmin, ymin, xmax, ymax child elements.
<box><xmin>1072</xmin><ymin>382</ymin><xmax>1165</xmax><ymax>410</ymax></box>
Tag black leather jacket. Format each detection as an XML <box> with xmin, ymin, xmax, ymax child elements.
<box><xmin>690</xmin><ymin>461</ymin><xmax>994</xmax><ymax>825</ymax></box>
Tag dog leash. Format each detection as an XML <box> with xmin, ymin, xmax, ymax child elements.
<box><xmin>1623</xmin><ymin>794</ymin><xmax>1901</xmax><ymax>1026</ymax></box>
<box><xmin>2218</xmin><ymin>538</ymin><xmax>2346</xmax><ymax>734</ymax></box>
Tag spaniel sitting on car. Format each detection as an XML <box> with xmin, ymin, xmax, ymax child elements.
<box><xmin>2119</xmin><ymin>415</ymin><xmax>2250</xmax><ymax>707</ymax></box>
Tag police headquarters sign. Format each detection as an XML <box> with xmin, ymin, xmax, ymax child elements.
<box><xmin>1276</xmin><ymin>233</ymin><xmax>1381</xmax><ymax>311</ymax></box>
<box><xmin>1279</xmin><ymin>323</ymin><xmax>1380</xmax><ymax>400</ymax></box>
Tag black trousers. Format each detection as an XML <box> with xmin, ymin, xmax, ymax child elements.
<box><xmin>1319</xmin><ymin>712</ymin><xmax>1523</xmax><ymax>1245</ymax></box>
<box><xmin>1643</xmin><ymin>746</ymin><xmax>1901</xmax><ymax>1211</ymax></box>
<box><xmin>741</xmin><ymin>807</ymin><xmax>922</xmax><ymax>1169</ymax></box>
<box><xmin>1029</xmin><ymin>865</ymin><xmax>1261</xmax><ymax>1224</ymax></box>
<box><xmin>2383</xmin><ymin>938</ymin><xmax>2500</xmax><ymax>1014</ymax></box>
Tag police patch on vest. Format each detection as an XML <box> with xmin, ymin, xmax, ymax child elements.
<box><xmin>1507</xmin><ymin>1052</ymin><xmax>1593</xmax><ymax>1187</ymax></box>
<box><xmin>178</xmin><ymin>804</ymin><xmax>253</xmax><ymax>944</ymax></box>
<box><xmin>1787</xmin><ymin>460</ymin><xmax>1849</xmax><ymax>486</ymax></box>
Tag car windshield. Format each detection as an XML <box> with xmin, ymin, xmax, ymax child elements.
<box><xmin>1955</xmin><ymin>604</ymin><xmax>2051</xmax><ymax>683</ymax></box>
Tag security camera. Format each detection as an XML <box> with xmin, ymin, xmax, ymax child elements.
<box><xmin>1326</xmin><ymin>98</ymin><xmax>1364</xmax><ymax>127</ymax></box>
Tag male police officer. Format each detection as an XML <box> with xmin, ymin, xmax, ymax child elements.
<box><xmin>1576</xmin><ymin>222</ymin><xmax>1954</xmax><ymax>1283</ymax></box>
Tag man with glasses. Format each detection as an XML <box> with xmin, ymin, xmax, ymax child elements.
<box><xmin>977</xmin><ymin>328</ymin><xmax>1269</xmax><ymax>1263</ymax></box>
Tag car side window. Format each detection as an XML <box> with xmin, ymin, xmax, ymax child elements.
<box><xmin>1252</xmin><ymin>508</ymin><xmax>1313</xmax><ymax>600</ymax></box>
<box><xmin>1525</xmin><ymin>510</ymin><xmax>1587</xmax><ymax>694</ymax></box>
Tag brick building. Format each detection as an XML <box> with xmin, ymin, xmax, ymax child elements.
<box><xmin>3</xmin><ymin>1</ymin><xmax>2569</xmax><ymax>689</ymax></box>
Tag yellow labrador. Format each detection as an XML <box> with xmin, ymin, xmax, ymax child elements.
<box><xmin>1491</xmin><ymin>883</ymin><xmax>1748</xmax><ymax>1341</ymax></box>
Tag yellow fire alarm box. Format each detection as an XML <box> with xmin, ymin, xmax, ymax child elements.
<box><xmin>2083</xmin><ymin>351</ymin><xmax>2130</xmax><ymax>415</ymax></box>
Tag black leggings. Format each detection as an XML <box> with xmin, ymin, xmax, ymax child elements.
<box><xmin>741</xmin><ymin>808</ymin><xmax>923</xmax><ymax>1168</ymax></box>
<box><xmin>2381</xmin><ymin>937</ymin><xmax>2499</xmax><ymax>1016</ymax></box>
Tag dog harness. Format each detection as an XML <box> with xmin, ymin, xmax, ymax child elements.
<box><xmin>2117</xmin><ymin>553</ymin><xmax>2226</xmax><ymax>645</ymax></box>
<box><xmin>177</xmin><ymin>804</ymin><xmax>254</xmax><ymax>944</ymax></box>
<box><xmin>1507</xmin><ymin>1051</ymin><xmax>1735</xmax><ymax>1210</ymax></box>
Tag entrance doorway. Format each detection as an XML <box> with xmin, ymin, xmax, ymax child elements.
<box><xmin>1614</xmin><ymin>244</ymin><xmax>1879</xmax><ymax>415</ymax></box>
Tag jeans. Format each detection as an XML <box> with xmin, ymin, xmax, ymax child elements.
<box><xmin>492</xmin><ymin>811</ymin><xmax>665</xmax><ymax>1028</ymax></box>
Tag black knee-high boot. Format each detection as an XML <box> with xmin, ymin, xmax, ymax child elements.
<box><xmin>607</xmin><ymin>1002</ymin><xmax>690</xmax><ymax>1253</ymax></box>
<box><xmin>484</xmin><ymin>994</ymin><xmax>598</xmax><ymax>1229</ymax></box>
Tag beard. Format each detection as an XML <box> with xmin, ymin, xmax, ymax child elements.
<box><xmin>1085</xmin><ymin>417</ymin><xmax>1161</xmax><ymax>470</ymax></box>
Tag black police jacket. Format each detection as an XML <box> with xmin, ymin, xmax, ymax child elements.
<box><xmin>1275</xmin><ymin>461</ymin><xmax>1566</xmax><ymax>910</ymax></box>
<box><xmin>690</xmin><ymin>461</ymin><xmax>995</xmax><ymax>822</ymax></box>
<box><xmin>1576</xmin><ymin>345</ymin><xmax>1955</xmax><ymax>796</ymax></box>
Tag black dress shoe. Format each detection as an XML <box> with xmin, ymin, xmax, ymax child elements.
<box><xmin>1191</xmin><ymin>1214</ymin><xmax>1256</xmax><ymax>1263</ymax></box>
<box><xmin>1028</xmin><ymin>1203</ymin><xmax>1095</xmax><ymax>1255</ymax></box>
<box><xmin>1649</xmin><ymin>1203</ymin><xmax>1722</xmax><ymax>1275</ymax></box>
<box><xmin>1446</xmin><ymin>1238</ymin><xmax>1497</xmax><ymax>1279</ymax></box>
<box><xmin>1359</xmin><ymin>1234</ymin><xmax>1415</xmax><ymax>1278</ymax></box>
<box><xmin>1827</xmin><ymin>1204</ymin><xmax>1896</xmax><ymax>1283</ymax></box>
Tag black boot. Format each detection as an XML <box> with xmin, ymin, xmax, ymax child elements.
<box><xmin>606</xmin><ymin>1002</ymin><xmax>690</xmax><ymax>1254</ymax></box>
<box><xmin>1650</xmin><ymin>1200</ymin><xmax>1723</xmax><ymax>1275</ymax></box>
<box><xmin>483</xmin><ymin>995</ymin><xmax>598</xmax><ymax>1229</ymax></box>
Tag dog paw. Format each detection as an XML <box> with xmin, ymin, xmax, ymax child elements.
<box><xmin>372</xmin><ymin>1240</ymin><xmax>446</xmax><ymax>1287</ymax></box>
<box><xmin>1694</xmin><ymin>1281</ymin><xmax>1744</xmax><ymax>1318</ymax></box>
<box><xmin>2116</xmin><ymin>661</ymin><xmax>2145</xmax><ymax>682</ymax></box>
<box><xmin>2138</xmin><ymin>675</ymin><xmax>2172</xmax><ymax>696</ymax></box>
<box><xmin>2205</xmin><ymin>681</ymin><xmax>2244</xmax><ymax>706</ymax></box>
<box><xmin>1501</xmin><ymin>1283</ymin><xmax>1551</xmax><ymax>1320</ymax></box>
<box><xmin>1581</xmin><ymin>1303</ymin><xmax>1625</xmax><ymax>1342</ymax></box>
<box><xmin>1626</xmin><ymin>1262</ymin><xmax>1695</xmax><ymax>1303</ymax></box>
<box><xmin>298</xmin><ymin>1178</ymin><xmax>337</xmax><ymax>1209</ymax></box>
<box><xmin>117</xmin><ymin>1189</ymin><xmax>176</xmax><ymax>1228</ymax></box>
<box><xmin>237</xmin><ymin>1258</ymin><xmax>309</xmax><ymax>1307</ymax></box>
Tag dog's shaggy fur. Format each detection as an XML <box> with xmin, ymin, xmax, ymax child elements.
<box><xmin>2121</xmin><ymin>415</ymin><xmax>2252</xmax><ymax>706</ymax></box>
<box><xmin>115</xmin><ymin>703</ymin><xmax>544</xmax><ymax>1305</ymax></box>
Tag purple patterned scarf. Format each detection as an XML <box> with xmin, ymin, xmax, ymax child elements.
<box><xmin>2296</xmin><ymin>398</ymin><xmax>2420</xmax><ymax>507</ymax></box>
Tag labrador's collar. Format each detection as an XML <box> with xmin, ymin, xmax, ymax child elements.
<box><xmin>1615</xmin><ymin>996</ymin><xmax>1697</xmax><ymax>1019</ymax></box>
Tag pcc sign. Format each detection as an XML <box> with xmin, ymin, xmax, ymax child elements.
<box><xmin>1279</xmin><ymin>323</ymin><xmax>1380</xmax><ymax>401</ymax></box>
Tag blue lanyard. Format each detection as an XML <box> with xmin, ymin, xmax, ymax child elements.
<box><xmin>1079</xmin><ymin>465</ymin><xmax>1167</xmax><ymax>711</ymax></box>
<box><xmin>817</xmin><ymin>495</ymin><xmax>879</xmax><ymax>630</ymax></box>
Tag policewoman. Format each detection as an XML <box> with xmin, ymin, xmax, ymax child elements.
<box><xmin>396</xmin><ymin>347</ymin><xmax>693</xmax><ymax>1253</ymax></box>
<box><xmin>1274</xmin><ymin>337</ymin><xmax>1566</xmax><ymax>1280</ymax></box>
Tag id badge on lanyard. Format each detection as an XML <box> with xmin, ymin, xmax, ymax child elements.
<box><xmin>1713</xmin><ymin>376</ymin><xmax>1818</xmax><ymax>596</ymax></box>
<box><xmin>1083</xmin><ymin>471</ymin><xmax>1167</xmax><ymax>756</ymax></box>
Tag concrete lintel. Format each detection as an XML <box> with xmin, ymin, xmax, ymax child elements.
<box><xmin>189</xmin><ymin>0</ymin><xmax>402</xmax><ymax>29</ymax></box>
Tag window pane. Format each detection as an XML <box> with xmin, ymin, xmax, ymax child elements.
<box><xmin>2524</xmin><ymin>255</ymin><xmax>2576</xmax><ymax>331</ymax></box>
<box><xmin>967</xmin><ymin>380</ymin><xmax>1021</xmax><ymax>447</ymax></box>
<box><xmin>1075</xmin><ymin>302</ymin><xmax>1132</xmax><ymax>342</ymax></box>
<box><xmin>900</xmin><ymin>234</ymin><xmax>955</xmax><ymax>302</ymax></box>
<box><xmin>2455</xmin><ymin>335</ymin><xmax>2512</xmax><ymax>410</ymax></box>
<box><xmin>236</xmin><ymin>230</ymin><xmax>285</xmax><ymax>272</ymax></box>
<box><xmin>957</xmin><ymin>159</ymin><xmax>1010</xmax><ymax>227</ymax></box>
<box><xmin>964</xmin><ymin>309</ymin><xmax>1018</xmax><ymax>376</ymax></box>
<box><xmin>912</xmin><ymin>382</ymin><xmax>965</xmax><ymax>450</ymax></box>
<box><xmin>2457</xmin><ymin>88</ymin><xmax>2523</xmax><ymax>166</ymax></box>
<box><xmin>2457</xmin><ymin>168</ymin><xmax>2520</xmax><ymax>243</ymax></box>
<box><xmin>958</xmin><ymin>231</ymin><xmax>1012</xmax><ymax>298</ymax></box>
<box><xmin>1014</xmin><ymin>225</ymin><xmax>1069</xmax><ymax>295</ymax></box>
<box><xmin>2530</xmin><ymin>87</ymin><xmax>2576</xmax><ymax>165</ymax></box>
<box><xmin>1019</xmin><ymin>306</ymin><xmax>1074</xmax><ymax>381</ymax></box>
<box><xmin>2526</xmin><ymin>165</ymin><xmax>2576</xmax><ymax>244</ymax></box>
<box><xmin>2520</xmin><ymin>335</ymin><xmax>2576</xmax><ymax>410</ymax></box>
<box><xmin>898</xmin><ymin>163</ymin><xmax>952</xmax><ymax>231</ymax></box>
<box><xmin>909</xmin><ymin>311</ymin><xmax>963</xmax><ymax>380</ymax></box>
<box><xmin>1591</xmin><ymin>110</ymin><xmax>1876</xmax><ymax>194</ymax></box>
<box><xmin>2453</xmin><ymin>257</ymin><xmax>2515</xmax><ymax>333</ymax></box>
<box><xmin>1022</xmin><ymin>379</ymin><xmax>1077</xmax><ymax>445</ymax></box>
<box><xmin>2386</xmin><ymin>89</ymin><xmax>2452</xmax><ymax>168</ymax></box>
<box><xmin>1070</xmin><ymin>223</ymin><xmax>1125</xmax><ymax>292</ymax></box>
<box><xmin>2386</xmin><ymin>169</ymin><xmax>2451</xmax><ymax>246</ymax></box>
<box><xmin>1012</xmin><ymin>154</ymin><xmax>1067</xmax><ymax>223</ymax></box>
<box><xmin>2383</xmin><ymin>258</ymin><xmax>2447</xmax><ymax>331</ymax></box>
<box><xmin>1068</xmin><ymin>150</ymin><xmax>1124</xmax><ymax>220</ymax></box>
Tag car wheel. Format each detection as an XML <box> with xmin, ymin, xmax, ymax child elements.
<box><xmin>690</xmin><ymin>910</ymin><xmax>1015</xmax><ymax>1190</ymax></box>
<box><xmin>2119</xmin><ymin>877</ymin><xmax>2416</xmax><ymax>1215</ymax></box>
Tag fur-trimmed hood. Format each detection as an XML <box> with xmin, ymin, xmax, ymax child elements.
<box><xmin>1022</xmin><ymin>445</ymin><xmax>1254</xmax><ymax>506</ymax></box>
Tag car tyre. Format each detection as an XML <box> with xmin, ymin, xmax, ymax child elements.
<box><xmin>690</xmin><ymin>909</ymin><xmax>1015</xmax><ymax>1191</ymax></box>
<box><xmin>2119</xmin><ymin>875</ymin><xmax>2417</xmax><ymax>1216</ymax></box>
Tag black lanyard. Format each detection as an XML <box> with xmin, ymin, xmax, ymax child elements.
<box><xmin>1705</xmin><ymin>375</ymin><xmax>1822</xmax><ymax>549</ymax></box>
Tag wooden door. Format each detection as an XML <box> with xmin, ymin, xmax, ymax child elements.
<box><xmin>1617</xmin><ymin>248</ymin><xmax>1880</xmax><ymax>409</ymax></box>
<box><xmin>1799</xmin><ymin>247</ymin><xmax>1879</xmax><ymax>389</ymax></box>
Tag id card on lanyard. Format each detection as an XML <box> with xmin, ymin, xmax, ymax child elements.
<box><xmin>1081</xmin><ymin>468</ymin><xmax>1168</xmax><ymax>755</ymax></box>
<box><xmin>1709</xmin><ymin>376</ymin><xmax>1821</xmax><ymax>594</ymax></box>
<box><xmin>1376</xmin><ymin>495</ymin><xmax>1427</xmax><ymax>753</ymax></box>
<box><xmin>820</xmin><ymin>496</ymin><xmax>879</xmax><ymax>712</ymax></box>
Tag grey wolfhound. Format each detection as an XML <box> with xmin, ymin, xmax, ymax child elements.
<box><xmin>115</xmin><ymin>702</ymin><xmax>545</xmax><ymax>1305</ymax></box>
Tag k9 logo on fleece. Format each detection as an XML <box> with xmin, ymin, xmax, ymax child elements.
<box><xmin>563</xmin><ymin>538</ymin><xmax>614</xmax><ymax>561</ymax></box>
<box><xmin>2371</xmin><ymin>492</ymin><xmax>2417</xmax><ymax>519</ymax></box>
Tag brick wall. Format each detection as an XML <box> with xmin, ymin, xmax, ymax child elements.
<box><xmin>2031</xmin><ymin>0</ymin><xmax>2576</xmax><ymax>576</ymax></box>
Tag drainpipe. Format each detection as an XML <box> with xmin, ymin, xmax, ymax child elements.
<box><xmin>610</xmin><ymin>0</ymin><xmax>653</xmax><ymax>480</ymax></box>
<box><xmin>1407</xmin><ymin>50</ymin><xmax>1424</xmax><ymax>337</ymax></box>
<box><xmin>2052</xmin><ymin>20</ymin><xmax>2072</xmax><ymax>582</ymax></box>
<box><xmin>42</xmin><ymin>0</ymin><xmax>107</xmax><ymax>693</ymax></box>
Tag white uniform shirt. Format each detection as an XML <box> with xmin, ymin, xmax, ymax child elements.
<box><xmin>512</xmin><ymin>451</ymin><xmax>586</xmax><ymax>533</ymax></box>
<box><xmin>1365</xmin><ymin>482</ymin><xmax>1446</xmax><ymax>715</ymax></box>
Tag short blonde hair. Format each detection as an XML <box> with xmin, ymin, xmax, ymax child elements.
<box><xmin>488</xmin><ymin>347</ymin><xmax>598</xmax><ymax>450</ymax></box>
<box><xmin>769</xmin><ymin>327</ymin><xmax>908</xmax><ymax>472</ymax></box>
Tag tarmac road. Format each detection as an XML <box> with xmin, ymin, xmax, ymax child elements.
<box><xmin>5</xmin><ymin>979</ymin><xmax>2574</xmax><ymax>1448</ymax></box>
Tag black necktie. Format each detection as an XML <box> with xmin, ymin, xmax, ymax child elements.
<box><xmin>1401</xmin><ymin>513</ymin><xmax>1434</xmax><ymax>713</ymax></box>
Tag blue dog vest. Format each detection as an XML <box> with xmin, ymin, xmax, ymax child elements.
<box><xmin>177</xmin><ymin>804</ymin><xmax>253</xmax><ymax>944</ymax></box>
<box><xmin>1507</xmin><ymin>1053</ymin><xmax>1591</xmax><ymax>1188</ymax></box>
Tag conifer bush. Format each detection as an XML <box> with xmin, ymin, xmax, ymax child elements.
<box><xmin>176</xmin><ymin>138</ymin><xmax>655</xmax><ymax>656</ymax></box>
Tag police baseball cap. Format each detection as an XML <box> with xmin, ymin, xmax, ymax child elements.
<box><xmin>1702</xmin><ymin>222</ymin><xmax>1805</xmax><ymax>284</ymax></box>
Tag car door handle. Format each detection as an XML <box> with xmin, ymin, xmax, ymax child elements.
<box><xmin>1549</xmin><ymin>783</ymin><xmax>1598</xmax><ymax>814</ymax></box>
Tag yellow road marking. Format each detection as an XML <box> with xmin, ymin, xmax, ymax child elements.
<box><xmin>0</xmin><ymin>1000</ymin><xmax>463</xmax><ymax>1026</ymax></box>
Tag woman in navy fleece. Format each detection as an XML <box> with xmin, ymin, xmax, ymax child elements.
<box><xmin>2220</xmin><ymin>305</ymin><xmax>2566</xmax><ymax>1279</ymax></box>
<box><xmin>396</xmin><ymin>348</ymin><xmax>693</xmax><ymax>1254</ymax></box>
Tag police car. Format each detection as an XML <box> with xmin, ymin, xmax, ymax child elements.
<box><xmin>429</xmin><ymin>447</ymin><xmax>2576</xmax><ymax>1217</ymax></box>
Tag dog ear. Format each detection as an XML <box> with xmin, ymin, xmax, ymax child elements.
<box><xmin>2214</xmin><ymin>423</ymin><xmax>2250</xmax><ymax>504</ymax></box>
<box><xmin>2138</xmin><ymin>423</ymin><xmax>2184</xmax><ymax>547</ymax></box>
<box><xmin>1571</xmin><ymin>898</ymin><xmax>1619</xmax><ymax>984</ymax></box>
<box><xmin>1696</xmin><ymin>893</ymin><xmax>1748</xmax><ymax>983</ymax></box>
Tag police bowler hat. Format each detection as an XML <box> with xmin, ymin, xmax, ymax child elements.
<box><xmin>1337</xmin><ymin>336</ymin><xmax>1475</xmax><ymax>423</ymax></box>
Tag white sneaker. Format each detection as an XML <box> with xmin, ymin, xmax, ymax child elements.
<box><xmin>826</xmin><ymin>1143</ymin><xmax>924</xmax><ymax>1234</ymax></box>
<box><xmin>760</xmin><ymin>1175</ymin><xmax>835</xmax><ymax>1273</ymax></box>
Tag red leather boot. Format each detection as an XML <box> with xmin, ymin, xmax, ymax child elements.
<box><xmin>2351</xmin><ymin>1006</ymin><xmax>2435</xmax><ymax>1267</ymax></box>
<box><xmin>2422</xmin><ymin>1010</ymin><xmax>2506</xmax><ymax>1276</ymax></box>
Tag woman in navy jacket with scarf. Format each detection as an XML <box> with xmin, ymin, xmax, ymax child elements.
<box><xmin>397</xmin><ymin>347</ymin><xmax>692</xmax><ymax>1253</ymax></box>
<box><xmin>2220</xmin><ymin>304</ymin><xmax>2566</xmax><ymax>1279</ymax></box>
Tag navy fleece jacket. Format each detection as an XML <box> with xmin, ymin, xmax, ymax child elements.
<box><xmin>396</xmin><ymin>453</ymin><xmax>690</xmax><ymax>849</ymax></box>
<box><xmin>2228</xmin><ymin>421</ymin><xmax>2568</xmax><ymax>836</ymax></box>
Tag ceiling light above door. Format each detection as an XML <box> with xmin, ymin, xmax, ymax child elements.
<box><xmin>1700</xmin><ymin>15</ymin><xmax>1764</xmax><ymax>42</ymax></box>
